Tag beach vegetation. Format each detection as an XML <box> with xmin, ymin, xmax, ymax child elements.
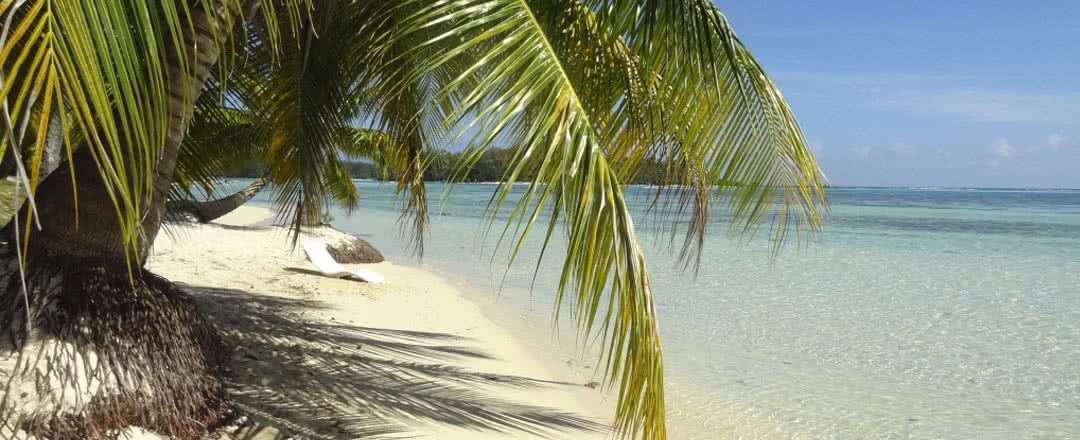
<box><xmin>0</xmin><ymin>1</ymin><xmax>824</xmax><ymax>439</ymax></box>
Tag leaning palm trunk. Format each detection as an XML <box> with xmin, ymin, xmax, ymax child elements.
<box><xmin>167</xmin><ymin>178</ymin><xmax>269</xmax><ymax>223</ymax></box>
<box><xmin>0</xmin><ymin>1</ymin><xmax>259</xmax><ymax>438</ymax></box>
<box><xmin>37</xmin><ymin>109</ymin><xmax>63</xmax><ymax>183</ymax></box>
<box><xmin>0</xmin><ymin>150</ymin><xmax>234</xmax><ymax>439</ymax></box>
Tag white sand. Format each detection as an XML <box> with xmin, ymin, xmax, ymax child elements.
<box><xmin>144</xmin><ymin>205</ymin><xmax>613</xmax><ymax>439</ymax></box>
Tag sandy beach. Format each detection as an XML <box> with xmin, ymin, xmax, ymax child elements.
<box><xmin>145</xmin><ymin>205</ymin><xmax>614</xmax><ymax>439</ymax></box>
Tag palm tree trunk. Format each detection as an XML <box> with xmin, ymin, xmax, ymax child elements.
<box><xmin>3</xmin><ymin>0</ymin><xmax>260</xmax><ymax>261</ymax></box>
<box><xmin>38</xmin><ymin>107</ymin><xmax>62</xmax><ymax>182</ymax></box>
<box><xmin>0</xmin><ymin>1</ymin><xmax>261</xmax><ymax>438</ymax></box>
<box><xmin>167</xmin><ymin>178</ymin><xmax>269</xmax><ymax>223</ymax></box>
<box><xmin>141</xmin><ymin>0</ymin><xmax>263</xmax><ymax>258</ymax></box>
<box><xmin>0</xmin><ymin>107</ymin><xmax>59</xmax><ymax>181</ymax></box>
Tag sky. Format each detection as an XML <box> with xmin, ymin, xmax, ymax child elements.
<box><xmin>717</xmin><ymin>1</ymin><xmax>1080</xmax><ymax>188</ymax></box>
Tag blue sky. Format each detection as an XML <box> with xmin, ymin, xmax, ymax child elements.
<box><xmin>718</xmin><ymin>1</ymin><xmax>1080</xmax><ymax>188</ymax></box>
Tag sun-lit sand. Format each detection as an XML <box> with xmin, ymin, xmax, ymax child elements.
<box><xmin>142</xmin><ymin>205</ymin><xmax>613</xmax><ymax>439</ymax></box>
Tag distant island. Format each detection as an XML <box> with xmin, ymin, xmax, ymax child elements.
<box><xmin>221</xmin><ymin>147</ymin><xmax>675</xmax><ymax>184</ymax></box>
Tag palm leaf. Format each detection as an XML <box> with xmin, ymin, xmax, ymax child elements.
<box><xmin>335</xmin><ymin>126</ymin><xmax>399</xmax><ymax>180</ymax></box>
<box><xmin>0</xmin><ymin>0</ymin><xmax>308</xmax><ymax>261</ymax></box>
<box><xmin>400</xmin><ymin>1</ymin><xmax>668</xmax><ymax>437</ymax></box>
<box><xmin>173</xmin><ymin>89</ymin><xmax>262</xmax><ymax>201</ymax></box>
<box><xmin>1</xmin><ymin>0</ymin><xmax>172</xmax><ymax>257</ymax></box>
<box><xmin>397</xmin><ymin>1</ymin><xmax>826</xmax><ymax>438</ymax></box>
<box><xmin>225</xmin><ymin>2</ymin><xmax>436</xmax><ymax>247</ymax></box>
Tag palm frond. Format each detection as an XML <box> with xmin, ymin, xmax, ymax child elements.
<box><xmin>230</xmin><ymin>2</ymin><xmax>436</xmax><ymax>248</ymax></box>
<box><xmin>1</xmin><ymin>0</ymin><xmax>176</xmax><ymax>255</ymax></box>
<box><xmin>173</xmin><ymin>86</ymin><xmax>262</xmax><ymax>201</ymax></box>
<box><xmin>398</xmin><ymin>1</ymin><xmax>826</xmax><ymax>438</ymax></box>
<box><xmin>249</xmin><ymin>4</ymin><xmax>356</xmax><ymax>235</ymax></box>
<box><xmin>0</xmin><ymin>0</ymin><xmax>308</xmax><ymax>259</ymax></box>
<box><xmin>335</xmin><ymin>126</ymin><xmax>398</xmax><ymax>180</ymax></box>
<box><xmin>399</xmin><ymin>0</ymin><xmax>668</xmax><ymax>436</ymax></box>
<box><xmin>322</xmin><ymin>155</ymin><xmax>359</xmax><ymax>213</ymax></box>
<box><xmin>612</xmin><ymin>2</ymin><xmax>826</xmax><ymax>261</ymax></box>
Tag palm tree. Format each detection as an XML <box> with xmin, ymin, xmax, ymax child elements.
<box><xmin>0</xmin><ymin>1</ymin><xmax>825</xmax><ymax>439</ymax></box>
<box><xmin>167</xmin><ymin>101</ymin><xmax>400</xmax><ymax>224</ymax></box>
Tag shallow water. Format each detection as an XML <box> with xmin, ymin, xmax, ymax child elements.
<box><xmin>230</xmin><ymin>181</ymin><xmax>1080</xmax><ymax>439</ymax></box>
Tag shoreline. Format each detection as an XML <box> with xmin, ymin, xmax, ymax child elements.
<box><xmin>147</xmin><ymin>205</ymin><xmax>614</xmax><ymax>439</ymax></box>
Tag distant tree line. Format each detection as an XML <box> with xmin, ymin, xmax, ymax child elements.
<box><xmin>220</xmin><ymin>147</ymin><xmax>671</xmax><ymax>184</ymax></box>
<box><xmin>219</xmin><ymin>159</ymin><xmax>382</xmax><ymax>179</ymax></box>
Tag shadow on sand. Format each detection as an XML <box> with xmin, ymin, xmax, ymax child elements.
<box><xmin>184</xmin><ymin>284</ymin><xmax>606</xmax><ymax>439</ymax></box>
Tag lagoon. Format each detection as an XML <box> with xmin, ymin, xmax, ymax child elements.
<box><xmin>235</xmin><ymin>181</ymin><xmax>1080</xmax><ymax>439</ymax></box>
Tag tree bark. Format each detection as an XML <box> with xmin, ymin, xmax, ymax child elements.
<box><xmin>0</xmin><ymin>0</ymin><xmax>262</xmax><ymax>262</ymax></box>
<box><xmin>0</xmin><ymin>108</ymin><xmax>60</xmax><ymax>182</ymax></box>
<box><xmin>39</xmin><ymin>107</ymin><xmax>62</xmax><ymax>182</ymax></box>
<box><xmin>140</xmin><ymin>0</ymin><xmax>263</xmax><ymax>259</ymax></box>
<box><xmin>167</xmin><ymin>178</ymin><xmax>268</xmax><ymax>223</ymax></box>
<box><xmin>0</xmin><ymin>1</ymin><xmax>264</xmax><ymax>438</ymax></box>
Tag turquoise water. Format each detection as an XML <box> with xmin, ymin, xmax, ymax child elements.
<box><xmin>234</xmin><ymin>181</ymin><xmax>1080</xmax><ymax>439</ymax></box>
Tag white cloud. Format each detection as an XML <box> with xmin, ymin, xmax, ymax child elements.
<box><xmin>891</xmin><ymin>142</ymin><xmax>916</xmax><ymax>156</ymax></box>
<box><xmin>854</xmin><ymin>147</ymin><xmax>872</xmax><ymax>159</ymax></box>
<box><xmin>882</xmin><ymin>88</ymin><xmax>1080</xmax><ymax>124</ymax></box>
<box><xmin>808</xmin><ymin>141</ymin><xmax>824</xmax><ymax>155</ymax></box>
<box><xmin>989</xmin><ymin>137</ymin><xmax>1016</xmax><ymax>157</ymax></box>
<box><xmin>1024</xmin><ymin>133</ymin><xmax>1067</xmax><ymax>153</ymax></box>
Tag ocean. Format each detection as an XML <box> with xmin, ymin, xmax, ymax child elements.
<box><xmin>233</xmin><ymin>180</ymin><xmax>1080</xmax><ymax>439</ymax></box>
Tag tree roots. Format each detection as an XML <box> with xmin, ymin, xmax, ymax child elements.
<box><xmin>0</xmin><ymin>250</ymin><xmax>232</xmax><ymax>439</ymax></box>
